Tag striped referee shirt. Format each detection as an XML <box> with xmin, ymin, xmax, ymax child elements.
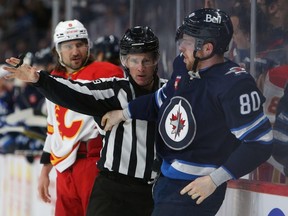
<box><xmin>34</xmin><ymin>71</ymin><xmax>167</xmax><ymax>181</ymax></box>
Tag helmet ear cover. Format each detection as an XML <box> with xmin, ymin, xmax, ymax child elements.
<box><xmin>194</xmin><ymin>38</ymin><xmax>205</xmax><ymax>51</ymax></box>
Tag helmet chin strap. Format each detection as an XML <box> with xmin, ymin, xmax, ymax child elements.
<box><xmin>57</xmin><ymin>51</ymin><xmax>66</xmax><ymax>68</ymax></box>
<box><xmin>188</xmin><ymin>50</ymin><xmax>200</xmax><ymax>79</ymax></box>
<box><xmin>192</xmin><ymin>50</ymin><xmax>199</xmax><ymax>72</ymax></box>
<box><xmin>188</xmin><ymin>49</ymin><xmax>214</xmax><ymax>79</ymax></box>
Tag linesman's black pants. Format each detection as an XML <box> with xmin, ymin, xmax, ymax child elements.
<box><xmin>86</xmin><ymin>171</ymin><xmax>153</xmax><ymax>216</ymax></box>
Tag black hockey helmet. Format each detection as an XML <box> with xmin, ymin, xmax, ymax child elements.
<box><xmin>93</xmin><ymin>35</ymin><xmax>120</xmax><ymax>61</ymax></box>
<box><xmin>32</xmin><ymin>47</ymin><xmax>53</xmax><ymax>66</ymax></box>
<box><xmin>120</xmin><ymin>26</ymin><xmax>159</xmax><ymax>56</ymax></box>
<box><xmin>179</xmin><ymin>8</ymin><xmax>233</xmax><ymax>54</ymax></box>
<box><xmin>120</xmin><ymin>26</ymin><xmax>160</xmax><ymax>84</ymax></box>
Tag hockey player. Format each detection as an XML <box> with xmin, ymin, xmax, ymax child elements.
<box><xmin>4</xmin><ymin>26</ymin><xmax>166</xmax><ymax>216</ymax></box>
<box><xmin>99</xmin><ymin>8</ymin><xmax>274</xmax><ymax>215</ymax></box>
<box><xmin>34</xmin><ymin>20</ymin><xmax>124</xmax><ymax>216</ymax></box>
<box><xmin>92</xmin><ymin>34</ymin><xmax>121</xmax><ymax>66</ymax></box>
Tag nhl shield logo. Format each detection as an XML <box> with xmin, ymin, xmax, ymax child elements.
<box><xmin>159</xmin><ymin>96</ymin><xmax>196</xmax><ymax>150</ymax></box>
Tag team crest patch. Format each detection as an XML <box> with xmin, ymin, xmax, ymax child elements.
<box><xmin>159</xmin><ymin>96</ymin><xmax>196</xmax><ymax>150</ymax></box>
<box><xmin>225</xmin><ymin>67</ymin><xmax>247</xmax><ymax>76</ymax></box>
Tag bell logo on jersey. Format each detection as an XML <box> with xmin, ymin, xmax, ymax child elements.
<box><xmin>159</xmin><ymin>96</ymin><xmax>196</xmax><ymax>150</ymax></box>
<box><xmin>205</xmin><ymin>14</ymin><xmax>221</xmax><ymax>24</ymax></box>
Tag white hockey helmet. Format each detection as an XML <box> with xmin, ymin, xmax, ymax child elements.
<box><xmin>54</xmin><ymin>19</ymin><xmax>90</xmax><ymax>51</ymax></box>
<box><xmin>53</xmin><ymin>19</ymin><xmax>90</xmax><ymax>67</ymax></box>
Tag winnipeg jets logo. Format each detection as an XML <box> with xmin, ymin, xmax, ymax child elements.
<box><xmin>225</xmin><ymin>67</ymin><xmax>247</xmax><ymax>76</ymax></box>
<box><xmin>170</xmin><ymin>100</ymin><xmax>186</xmax><ymax>139</ymax></box>
<box><xmin>159</xmin><ymin>96</ymin><xmax>196</xmax><ymax>150</ymax></box>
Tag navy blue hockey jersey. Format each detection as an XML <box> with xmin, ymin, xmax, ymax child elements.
<box><xmin>127</xmin><ymin>56</ymin><xmax>273</xmax><ymax>181</ymax></box>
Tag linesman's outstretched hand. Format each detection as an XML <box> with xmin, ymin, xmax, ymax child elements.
<box><xmin>2</xmin><ymin>57</ymin><xmax>40</xmax><ymax>83</ymax></box>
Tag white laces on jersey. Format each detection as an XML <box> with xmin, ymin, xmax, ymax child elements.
<box><xmin>188</xmin><ymin>70</ymin><xmax>201</xmax><ymax>80</ymax></box>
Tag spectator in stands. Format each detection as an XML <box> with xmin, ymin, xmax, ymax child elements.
<box><xmin>229</xmin><ymin>2</ymin><xmax>275</xmax><ymax>80</ymax></box>
<box><xmin>257</xmin><ymin>0</ymin><xmax>288</xmax><ymax>65</ymax></box>
<box><xmin>272</xmin><ymin>84</ymin><xmax>288</xmax><ymax>177</ymax></box>
<box><xmin>0</xmin><ymin>71</ymin><xmax>15</xmax><ymax>154</ymax></box>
